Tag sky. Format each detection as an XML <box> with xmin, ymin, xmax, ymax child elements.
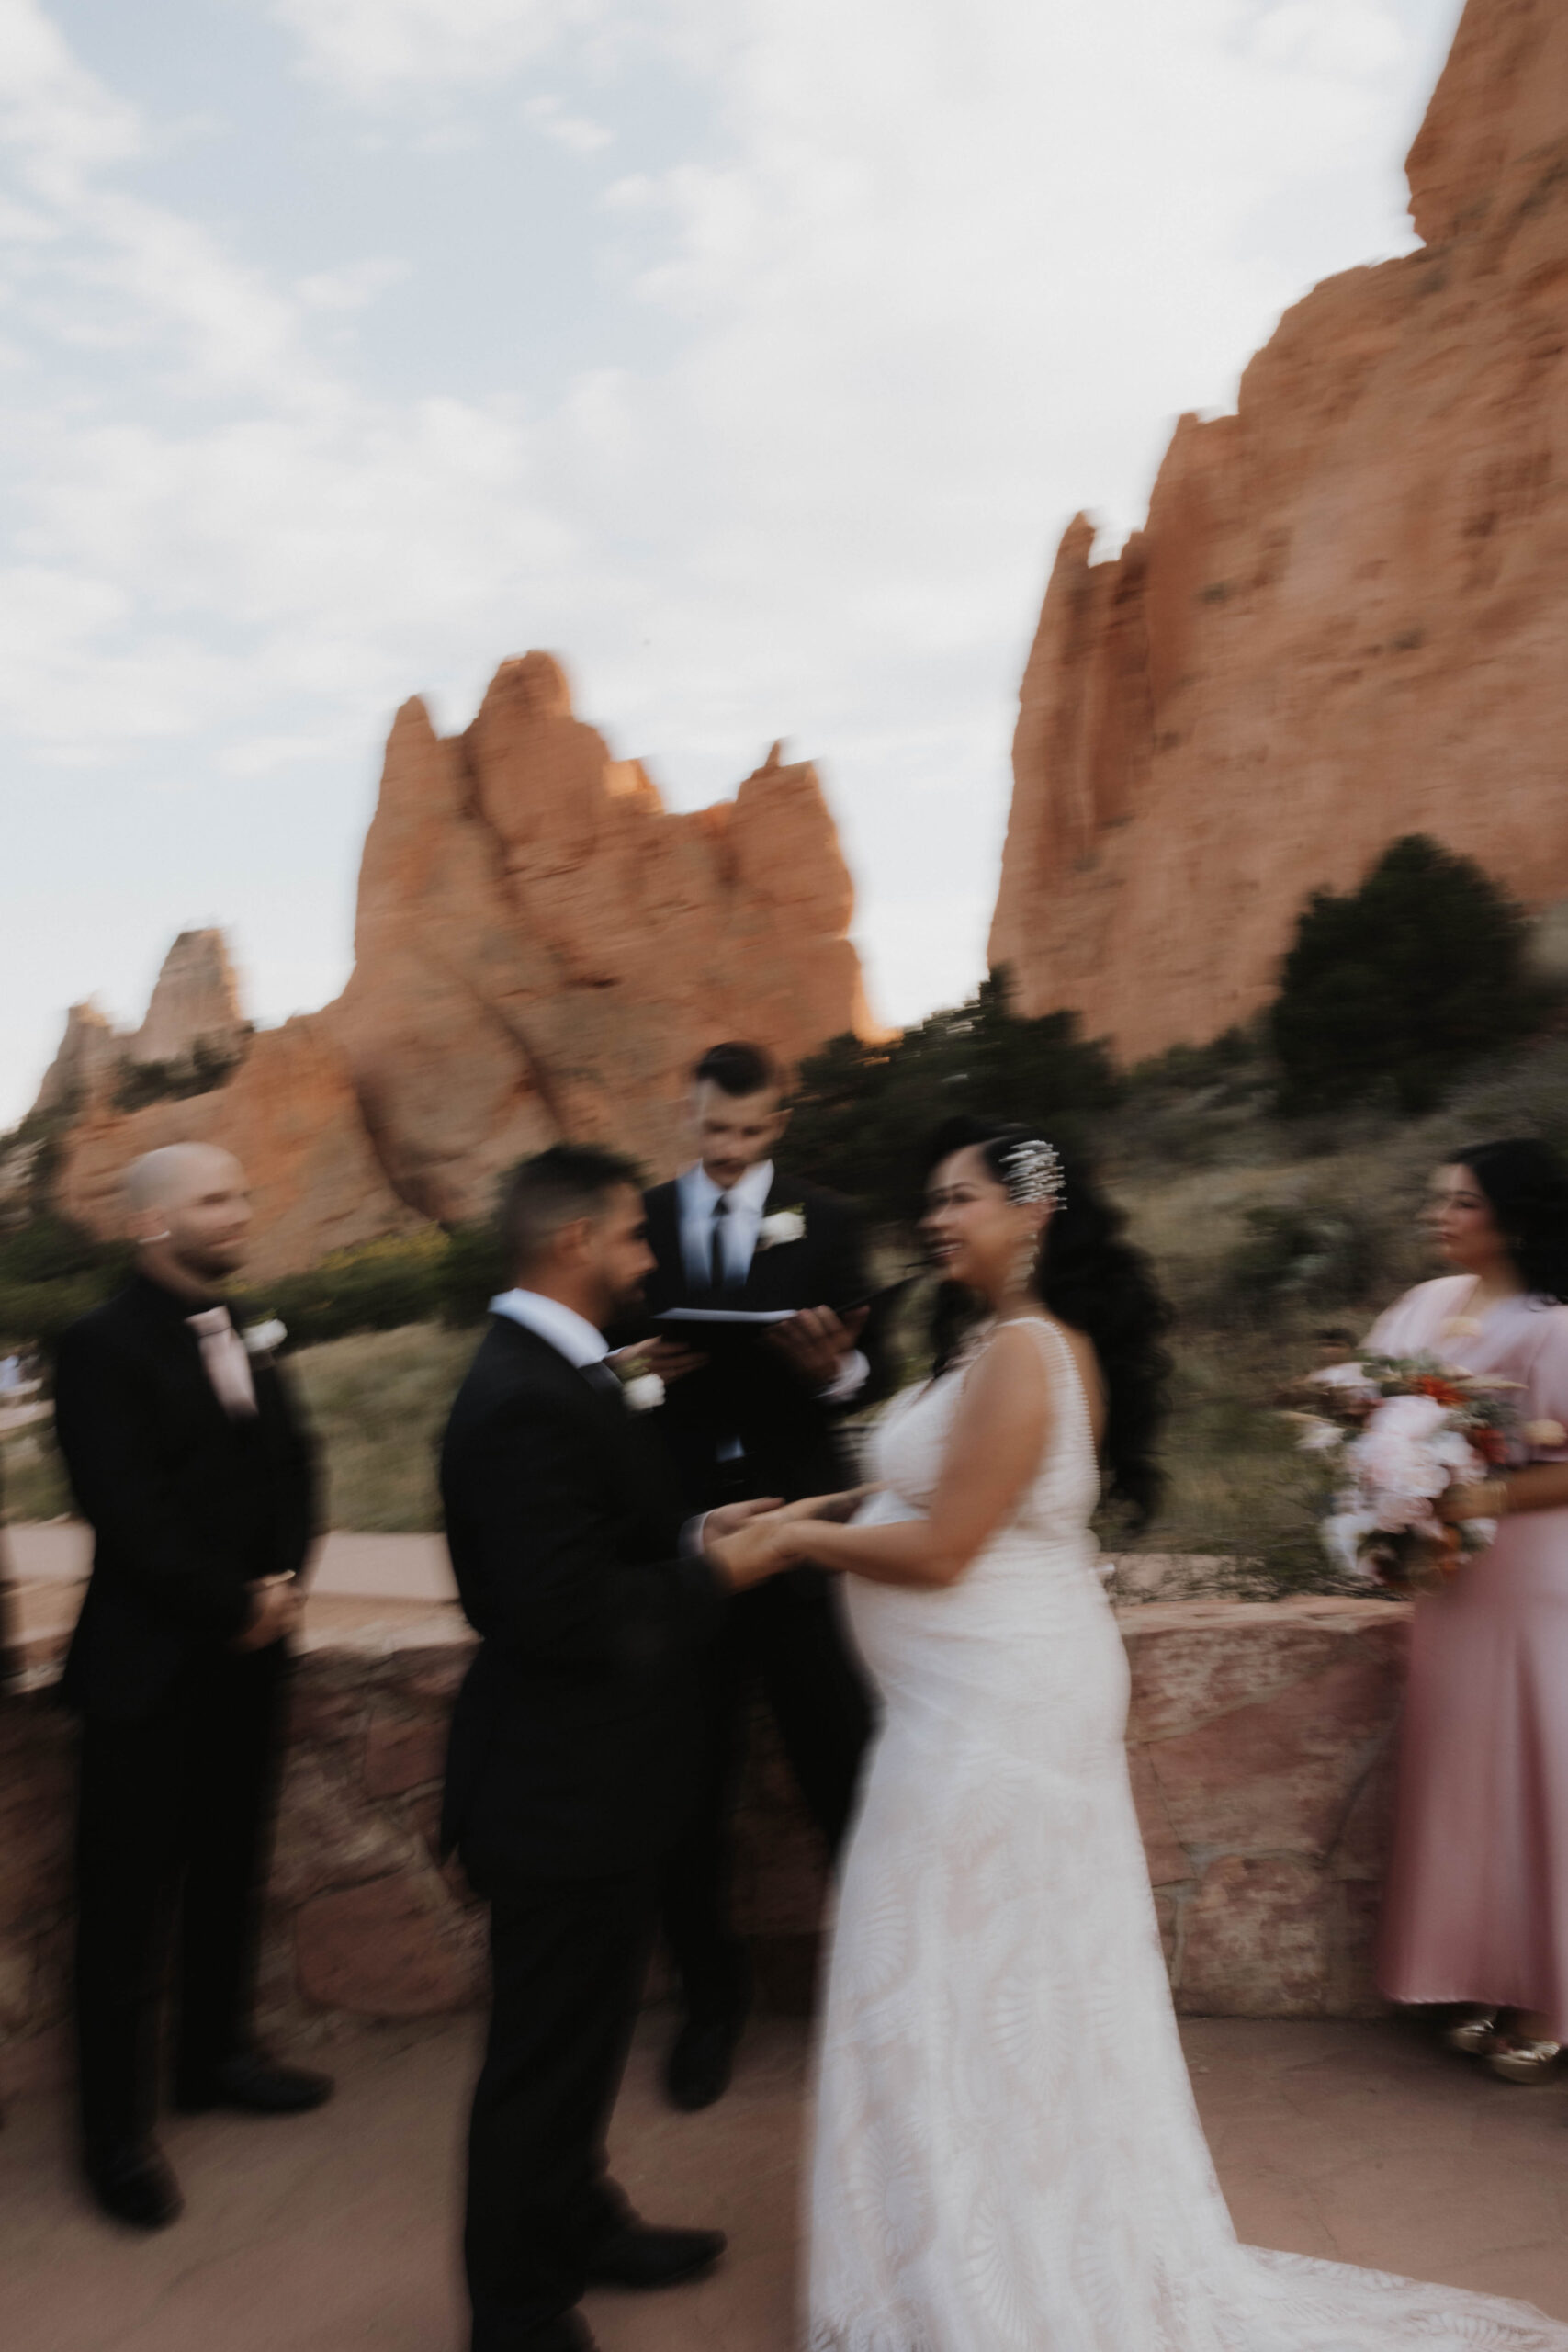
<box><xmin>0</xmin><ymin>0</ymin><xmax>1464</xmax><ymax>1125</ymax></box>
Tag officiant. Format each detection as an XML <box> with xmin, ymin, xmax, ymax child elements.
<box><xmin>625</xmin><ymin>1040</ymin><xmax>885</xmax><ymax>2111</ymax></box>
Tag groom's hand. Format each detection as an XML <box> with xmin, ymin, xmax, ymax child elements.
<box><xmin>768</xmin><ymin>1305</ymin><xmax>868</xmax><ymax>1388</ymax></box>
<box><xmin>643</xmin><ymin>1337</ymin><xmax>710</xmax><ymax>1383</ymax></box>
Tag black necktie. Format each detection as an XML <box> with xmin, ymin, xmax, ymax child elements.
<box><xmin>710</xmin><ymin>1194</ymin><xmax>729</xmax><ymax>1292</ymax></box>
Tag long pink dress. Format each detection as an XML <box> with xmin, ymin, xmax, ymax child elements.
<box><xmin>1371</xmin><ymin>1273</ymin><xmax>1568</xmax><ymax>2030</ymax></box>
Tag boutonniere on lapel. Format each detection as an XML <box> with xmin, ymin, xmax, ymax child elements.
<box><xmin>242</xmin><ymin>1317</ymin><xmax>287</xmax><ymax>1364</ymax></box>
<box><xmin>608</xmin><ymin>1350</ymin><xmax>666</xmax><ymax>1412</ymax></box>
<box><xmin>757</xmin><ymin>1204</ymin><xmax>807</xmax><ymax>1251</ymax></box>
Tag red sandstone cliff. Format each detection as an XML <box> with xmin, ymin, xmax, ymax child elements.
<box><xmin>326</xmin><ymin>652</ymin><xmax>872</xmax><ymax>1223</ymax></box>
<box><xmin>48</xmin><ymin>656</ymin><xmax>871</xmax><ymax>1275</ymax></box>
<box><xmin>989</xmin><ymin>0</ymin><xmax>1568</xmax><ymax>1059</ymax></box>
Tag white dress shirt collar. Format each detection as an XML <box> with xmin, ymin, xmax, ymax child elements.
<box><xmin>681</xmin><ymin>1158</ymin><xmax>775</xmax><ymax>1218</ymax></box>
<box><xmin>489</xmin><ymin>1287</ymin><xmax>608</xmax><ymax>1369</ymax></box>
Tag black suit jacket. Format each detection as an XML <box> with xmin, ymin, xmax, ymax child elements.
<box><xmin>439</xmin><ymin>1317</ymin><xmax>725</xmax><ymax>1883</ymax></box>
<box><xmin>632</xmin><ymin>1170</ymin><xmax>885</xmax><ymax>1511</ymax></box>
<box><xmin>53</xmin><ymin>1272</ymin><xmax>317</xmax><ymax>1721</ymax></box>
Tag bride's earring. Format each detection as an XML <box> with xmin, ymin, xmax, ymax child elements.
<box><xmin>1009</xmin><ymin>1228</ymin><xmax>1041</xmax><ymax>1295</ymax></box>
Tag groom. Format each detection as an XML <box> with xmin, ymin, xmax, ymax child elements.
<box><xmin>440</xmin><ymin>1144</ymin><xmax>784</xmax><ymax>2352</ymax></box>
<box><xmin>632</xmin><ymin>1041</ymin><xmax>881</xmax><ymax>2110</ymax></box>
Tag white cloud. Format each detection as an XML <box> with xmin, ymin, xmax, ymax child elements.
<box><xmin>298</xmin><ymin>255</ymin><xmax>412</xmax><ymax>311</ymax></box>
<box><xmin>265</xmin><ymin>0</ymin><xmax>594</xmax><ymax>102</ymax></box>
<box><xmin>0</xmin><ymin>0</ymin><xmax>1460</xmax><ymax>1123</ymax></box>
<box><xmin>523</xmin><ymin>92</ymin><xmax>613</xmax><ymax>153</ymax></box>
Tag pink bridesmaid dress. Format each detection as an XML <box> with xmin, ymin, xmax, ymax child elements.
<box><xmin>1370</xmin><ymin>1273</ymin><xmax>1568</xmax><ymax>2030</ymax></box>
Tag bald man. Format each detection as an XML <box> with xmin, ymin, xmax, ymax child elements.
<box><xmin>53</xmin><ymin>1144</ymin><xmax>327</xmax><ymax>2231</ymax></box>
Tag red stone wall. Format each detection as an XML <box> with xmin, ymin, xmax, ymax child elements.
<box><xmin>0</xmin><ymin>1597</ymin><xmax>1409</xmax><ymax>2097</ymax></box>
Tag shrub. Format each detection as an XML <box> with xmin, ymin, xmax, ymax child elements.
<box><xmin>231</xmin><ymin>1229</ymin><xmax>452</xmax><ymax>1349</ymax></box>
<box><xmin>0</xmin><ymin>1214</ymin><xmax>130</xmax><ymax>1352</ymax></box>
<box><xmin>112</xmin><ymin>1032</ymin><xmax>248</xmax><ymax>1113</ymax></box>
<box><xmin>1271</xmin><ymin>835</ymin><xmax>1541</xmax><ymax>1116</ymax></box>
<box><xmin>789</xmin><ymin>970</ymin><xmax>1121</xmax><ymax>1219</ymax></box>
<box><xmin>1216</xmin><ymin>1199</ymin><xmax>1388</xmax><ymax>1323</ymax></box>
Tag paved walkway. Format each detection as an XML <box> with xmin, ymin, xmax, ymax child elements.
<box><xmin>7</xmin><ymin>2011</ymin><xmax>1568</xmax><ymax>2350</ymax></box>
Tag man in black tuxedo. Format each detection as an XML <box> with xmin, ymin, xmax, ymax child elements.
<box><xmin>52</xmin><ymin>1143</ymin><xmax>328</xmax><ymax>2233</ymax></box>
<box><xmin>631</xmin><ymin>1041</ymin><xmax>880</xmax><ymax>2110</ymax></box>
<box><xmin>440</xmin><ymin>1144</ymin><xmax>784</xmax><ymax>2352</ymax></box>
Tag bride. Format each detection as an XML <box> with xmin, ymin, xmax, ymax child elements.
<box><xmin>755</xmin><ymin>1116</ymin><xmax>1568</xmax><ymax>2351</ymax></box>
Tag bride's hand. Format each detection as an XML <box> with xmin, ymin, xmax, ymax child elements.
<box><xmin>706</xmin><ymin>1510</ymin><xmax>813</xmax><ymax>1588</ymax></box>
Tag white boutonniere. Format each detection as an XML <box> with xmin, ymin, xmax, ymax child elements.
<box><xmin>242</xmin><ymin>1317</ymin><xmax>287</xmax><ymax>1359</ymax></box>
<box><xmin>757</xmin><ymin>1204</ymin><xmax>807</xmax><ymax>1251</ymax></box>
<box><xmin>609</xmin><ymin>1350</ymin><xmax>666</xmax><ymax>1412</ymax></box>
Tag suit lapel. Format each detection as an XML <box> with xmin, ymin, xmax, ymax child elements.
<box><xmin>740</xmin><ymin>1171</ymin><xmax>811</xmax><ymax>1308</ymax></box>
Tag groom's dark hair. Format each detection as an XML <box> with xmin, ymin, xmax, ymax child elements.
<box><xmin>502</xmin><ymin>1143</ymin><xmax>644</xmax><ymax>1274</ymax></box>
<box><xmin>693</xmin><ymin>1040</ymin><xmax>780</xmax><ymax>1097</ymax></box>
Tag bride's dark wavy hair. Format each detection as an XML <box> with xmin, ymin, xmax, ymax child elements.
<box><xmin>1452</xmin><ymin>1137</ymin><xmax>1568</xmax><ymax>1304</ymax></box>
<box><xmin>924</xmin><ymin>1116</ymin><xmax>1173</xmax><ymax>1528</ymax></box>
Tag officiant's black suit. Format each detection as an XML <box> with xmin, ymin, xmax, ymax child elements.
<box><xmin>52</xmin><ymin>1272</ymin><xmax>316</xmax><ymax>2155</ymax></box>
<box><xmin>635</xmin><ymin>1172</ymin><xmax>883</xmax><ymax>2030</ymax></box>
<box><xmin>440</xmin><ymin>1314</ymin><xmax>725</xmax><ymax>2351</ymax></box>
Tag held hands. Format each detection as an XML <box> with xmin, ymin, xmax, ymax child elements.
<box><xmin>704</xmin><ymin>1487</ymin><xmax>880</xmax><ymax>1589</ymax></box>
<box><xmin>231</xmin><ymin>1575</ymin><xmax>302</xmax><ymax>1652</ymax></box>
<box><xmin>767</xmin><ymin>1304</ymin><xmax>869</xmax><ymax>1390</ymax></box>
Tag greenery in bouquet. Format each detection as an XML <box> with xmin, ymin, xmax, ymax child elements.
<box><xmin>1278</xmin><ymin>1354</ymin><xmax>1518</xmax><ymax>1594</ymax></box>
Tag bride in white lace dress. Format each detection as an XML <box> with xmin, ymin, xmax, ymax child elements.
<box><xmin>757</xmin><ymin>1119</ymin><xmax>1568</xmax><ymax>2351</ymax></box>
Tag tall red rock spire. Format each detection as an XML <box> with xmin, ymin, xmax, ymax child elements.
<box><xmin>989</xmin><ymin>0</ymin><xmax>1568</xmax><ymax>1059</ymax></box>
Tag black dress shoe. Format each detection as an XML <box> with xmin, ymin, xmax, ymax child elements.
<box><xmin>85</xmin><ymin>2140</ymin><xmax>183</xmax><ymax>2230</ymax></box>
<box><xmin>584</xmin><ymin>2222</ymin><xmax>727</xmax><ymax>2290</ymax></box>
<box><xmin>663</xmin><ymin>2015</ymin><xmax>742</xmax><ymax>2112</ymax></box>
<box><xmin>175</xmin><ymin>2052</ymin><xmax>334</xmax><ymax>2115</ymax></box>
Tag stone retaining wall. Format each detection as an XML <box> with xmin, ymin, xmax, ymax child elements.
<box><xmin>0</xmin><ymin>1596</ymin><xmax>1410</xmax><ymax>2098</ymax></box>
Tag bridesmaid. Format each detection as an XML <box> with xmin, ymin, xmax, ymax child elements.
<box><xmin>1370</xmin><ymin>1137</ymin><xmax>1568</xmax><ymax>2078</ymax></box>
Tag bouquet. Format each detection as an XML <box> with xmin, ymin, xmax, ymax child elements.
<box><xmin>1280</xmin><ymin>1354</ymin><xmax>1517</xmax><ymax>1593</ymax></box>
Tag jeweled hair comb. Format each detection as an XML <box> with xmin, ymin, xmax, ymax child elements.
<box><xmin>1000</xmin><ymin>1139</ymin><xmax>1066</xmax><ymax>1208</ymax></box>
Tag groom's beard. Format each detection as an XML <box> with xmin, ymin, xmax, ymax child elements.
<box><xmin>605</xmin><ymin>1274</ymin><xmax>648</xmax><ymax>1324</ymax></box>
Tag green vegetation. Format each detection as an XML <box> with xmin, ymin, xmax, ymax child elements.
<box><xmin>0</xmin><ymin>1212</ymin><xmax>132</xmax><ymax>1353</ymax></box>
<box><xmin>112</xmin><ymin>1032</ymin><xmax>250</xmax><ymax>1113</ymax></box>
<box><xmin>231</xmin><ymin>1220</ymin><xmax>508</xmax><ymax>1345</ymax></box>
<box><xmin>789</xmin><ymin>972</ymin><xmax>1120</xmax><ymax>1218</ymax></box>
<box><xmin>288</xmin><ymin>1321</ymin><xmax>478</xmax><ymax>1532</ymax></box>
<box><xmin>1272</xmin><ymin>835</ymin><xmax>1544</xmax><ymax>1115</ymax></box>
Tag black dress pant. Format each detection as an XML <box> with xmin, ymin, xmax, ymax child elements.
<box><xmin>465</xmin><ymin>1870</ymin><xmax>653</xmax><ymax>2352</ymax></box>
<box><xmin>661</xmin><ymin>1573</ymin><xmax>872</xmax><ymax>2023</ymax></box>
<box><xmin>73</xmin><ymin>1641</ymin><xmax>288</xmax><ymax>2154</ymax></box>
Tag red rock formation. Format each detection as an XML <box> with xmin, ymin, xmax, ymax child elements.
<box><xmin>127</xmin><ymin>928</ymin><xmax>245</xmax><ymax>1067</ymax></box>
<box><xmin>989</xmin><ymin>0</ymin><xmax>1568</xmax><ymax>1061</ymax></box>
<box><xmin>43</xmin><ymin>655</ymin><xmax>872</xmax><ymax>1268</ymax></box>
<box><xmin>28</xmin><ymin>1002</ymin><xmax>121</xmax><ymax>1119</ymax></box>
<box><xmin>326</xmin><ymin>652</ymin><xmax>872</xmax><ymax>1223</ymax></box>
<box><xmin>55</xmin><ymin>1018</ymin><xmax>423</xmax><ymax>1283</ymax></box>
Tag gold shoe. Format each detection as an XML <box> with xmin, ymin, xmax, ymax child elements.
<box><xmin>1444</xmin><ymin>2006</ymin><xmax>1500</xmax><ymax>2055</ymax></box>
<box><xmin>1488</xmin><ymin>2039</ymin><xmax>1562</xmax><ymax>2083</ymax></box>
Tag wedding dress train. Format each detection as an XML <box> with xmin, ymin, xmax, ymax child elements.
<box><xmin>808</xmin><ymin>1317</ymin><xmax>1568</xmax><ymax>2351</ymax></box>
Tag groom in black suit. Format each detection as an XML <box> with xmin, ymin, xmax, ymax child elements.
<box><xmin>440</xmin><ymin>1145</ymin><xmax>784</xmax><ymax>2352</ymax></box>
<box><xmin>631</xmin><ymin>1041</ymin><xmax>881</xmax><ymax>2110</ymax></box>
<box><xmin>52</xmin><ymin>1142</ymin><xmax>328</xmax><ymax>2233</ymax></box>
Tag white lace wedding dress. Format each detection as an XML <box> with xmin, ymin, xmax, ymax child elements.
<box><xmin>808</xmin><ymin>1317</ymin><xmax>1568</xmax><ymax>2351</ymax></box>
